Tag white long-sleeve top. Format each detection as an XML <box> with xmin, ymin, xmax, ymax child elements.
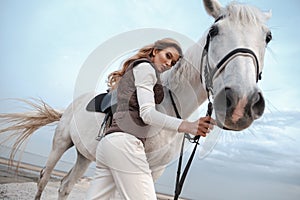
<box><xmin>133</xmin><ymin>62</ymin><xmax>183</xmax><ymax>132</ymax></box>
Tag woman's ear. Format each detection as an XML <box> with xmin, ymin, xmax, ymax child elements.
<box><xmin>153</xmin><ymin>48</ymin><xmax>158</xmax><ymax>56</ymax></box>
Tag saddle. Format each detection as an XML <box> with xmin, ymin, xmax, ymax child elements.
<box><xmin>86</xmin><ymin>90</ymin><xmax>117</xmax><ymax>114</ymax></box>
<box><xmin>86</xmin><ymin>90</ymin><xmax>118</xmax><ymax>139</ymax></box>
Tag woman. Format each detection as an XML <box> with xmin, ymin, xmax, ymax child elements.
<box><xmin>87</xmin><ymin>38</ymin><xmax>215</xmax><ymax>199</ymax></box>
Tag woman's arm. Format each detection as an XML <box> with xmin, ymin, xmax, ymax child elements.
<box><xmin>133</xmin><ymin>63</ymin><xmax>215</xmax><ymax>137</ymax></box>
<box><xmin>133</xmin><ymin>62</ymin><xmax>183</xmax><ymax>131</ymax></box>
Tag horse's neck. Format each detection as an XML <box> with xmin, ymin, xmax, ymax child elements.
<box><xmin>162</xmin><ymin>38</ymin><xmax>208</xmax><ymax>119</ymax></box>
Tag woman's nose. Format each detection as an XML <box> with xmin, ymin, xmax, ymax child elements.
<box><xmin>166</xmin><ymin>59</ymin><xmax>172</xmax><ymax>67</ymax></box>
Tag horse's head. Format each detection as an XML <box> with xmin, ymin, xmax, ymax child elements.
<box><xmin>201</xmin><ymin>0</ymin><xmax>272</xmax><ymax>131</ymax></box>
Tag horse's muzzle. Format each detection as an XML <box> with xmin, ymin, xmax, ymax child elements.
<box><xmin>213</xmin><ymin>87</ymin><xmax>265</xmax><ymax>131</ymax></box>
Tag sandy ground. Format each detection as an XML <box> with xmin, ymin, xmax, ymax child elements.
<box><xmin>0</xmin><ymin>164</ymin><xmax>90</xmax><ymax>200</ymax></box>
<box><xmin>0</xmin><ymin>164</ymin><xmax>180</xmax><ymax>200</ymax></box>
<box><xmin>0</xmin><ymin>181</ymin><xmax>90</xmax><ymax>200</ymax></box>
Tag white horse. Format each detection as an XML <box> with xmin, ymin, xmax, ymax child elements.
<box><xmin>0</xmin><ymin>0</ymin><xmax>272</xmax><ymax>199</ymax></box>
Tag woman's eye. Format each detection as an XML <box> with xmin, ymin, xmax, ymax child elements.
<box><xmin>166</xmin><ymin>53</ymin><xmax>172</xmax><ymax>59</ymax></box>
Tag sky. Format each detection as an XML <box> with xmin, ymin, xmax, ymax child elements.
<box><xmin>1</xmin><ymin>0</ymin><xmax>300</xmax><ymax>199</ymax></box>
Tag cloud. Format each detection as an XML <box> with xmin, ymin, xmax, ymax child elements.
<box><xmin>207</xmin><ymin>110</ymin><xmax>300</xmax><ymax>161</ymax></box>
<box><xmin>156</xmin><ymin>109</ymin><xmax>300</xmax><ymax>199</ymax></box>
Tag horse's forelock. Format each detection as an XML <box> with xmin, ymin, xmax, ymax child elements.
<box><xmin>226</xmin><ymin>2</ymin><xmax>270</xmax><ymax>25</ymax></box>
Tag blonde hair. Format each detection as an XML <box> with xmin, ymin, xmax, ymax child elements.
<box><xmin>107</xmin><ymin>38</ymin><xmax>182</xmax><ymax>89</ymax></box>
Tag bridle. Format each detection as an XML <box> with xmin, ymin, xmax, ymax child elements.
<box><xmin>200</xmin><ymin>15</ymin><xmax>262</xmax><ymax>98</ymax></box>
<box><xmin>172</xmin><ymin>15</ymin><xmax>262</xmax><ymax>200</ymax></box>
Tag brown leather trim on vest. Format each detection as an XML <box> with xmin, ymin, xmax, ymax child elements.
<box><xmin>105</xmin><ymin>58</ymin><xmax>164</xmax><ymax>138</ymax></box>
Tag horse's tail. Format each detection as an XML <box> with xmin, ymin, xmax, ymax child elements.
<box><xmin>0</xmin><ymin>98</ymin><xmax>63</xmax><ymax>168</ymax></box>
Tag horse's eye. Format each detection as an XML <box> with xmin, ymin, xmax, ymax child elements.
<box><xmin>266</xmin><ymin>31</ymin><xmax>272</xmax><ymax>44</ymax></box>
<box><xmin>209</xmin><ymin>25</ymin><xmax>219</xmax><ymax>38</ymax></box>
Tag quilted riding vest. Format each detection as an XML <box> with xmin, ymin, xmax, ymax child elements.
<box><xmin>105</xmin><ymin>58</ymin><xmax>164</xmax><ymax>138</ymax></box>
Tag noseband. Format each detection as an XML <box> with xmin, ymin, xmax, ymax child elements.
<box><xmin>200</xmin><ymin>16</ymin><xmax>261</xmax><ymax>96</ymax></box>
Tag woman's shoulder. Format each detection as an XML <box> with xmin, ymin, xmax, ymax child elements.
<box><xmin>134</xmin><ymin>62</ymin><xmax>156</xmax><ymax>74</ymax></box>
<box><xmin>132</xmin><ymin>58</ymin><xmax>154</xmax><ymax>70</ymax></box>
<box><xmin>133</xmin><ymin>61</ymin><xmax>157</xmax><ymax>83</ymax></box>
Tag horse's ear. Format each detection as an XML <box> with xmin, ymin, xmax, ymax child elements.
<box><xmin>264</xmin><ymin>10</ymin><xmax>272</xmax><ymax>21</ymax></box>
<box><xmin>203</xmin><ymin>0</ymin><xmax>223</xmax><ymax>19</ymax></box>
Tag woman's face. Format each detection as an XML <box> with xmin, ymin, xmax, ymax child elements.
<box><xmin>152</xmin><ymin>47</ymin><xmax>181</xmax><ymax>73</ymax></box>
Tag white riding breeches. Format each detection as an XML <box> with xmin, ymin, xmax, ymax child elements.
<box><xmin>86</xmin><ymin>132</ymin><xmax>157</xmax><ymax>200</ymax></box>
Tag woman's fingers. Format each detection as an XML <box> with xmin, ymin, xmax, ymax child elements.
<box><xmin>178</xmin><ymin>116</ymin><xmax>216</xmax><ymax>136</ymax></box>
<box><xmin>197</xmin><ymin>116</ymin><xmax>216</xmax><ymax>137</ymax></box>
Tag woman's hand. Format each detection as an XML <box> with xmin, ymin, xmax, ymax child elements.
<box><xmin>178</xmin><ymin>116</ymin><xmax>216</xmax><ymax>137</ymax></box>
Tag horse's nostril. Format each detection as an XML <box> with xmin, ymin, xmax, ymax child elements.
<box><xmin>225</xmin><ymin>88</ymin><xmax>234</xmax><ymax>109</ymax></box>
<box><xmin>214</xmin><ymin>87</ymin><xmax>236</xmax><ymax>115</ymax></box>
<box><xmin>226</xmin><ymin>98</ymin><xmax>232</xmax><ymax>108</ymax></box>
<box><xmin>252</xmin><ymin>91</ymin><xmax>265</xmax><ymax>118</ymax></box>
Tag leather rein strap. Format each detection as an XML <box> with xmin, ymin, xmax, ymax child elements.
<box><xmin>169</xmin><ymin>90</ymin><xmax>213</xmax><ymax>200</ymax></box>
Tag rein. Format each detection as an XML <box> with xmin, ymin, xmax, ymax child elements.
<box><xmin>169</xmin><ymin>90</ymin><xmax>213</xmax><ymax>200</ymax></box>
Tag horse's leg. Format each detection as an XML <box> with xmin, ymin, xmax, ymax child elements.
<box><xmin>58</xmin><ymin>150</ymin><xmax>91</xmax><ymax>200</ymax></box>
<box><xmin>34</xmin><ymin>124</ymin><xmax>73</xmax><ymax>200</ymax></box>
